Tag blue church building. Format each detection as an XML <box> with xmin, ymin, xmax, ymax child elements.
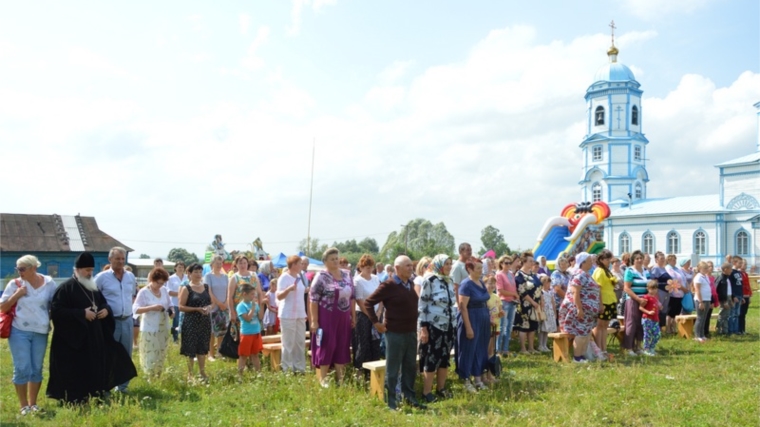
<box><xmin>578</xmin><ymin>39</ymin><xmax>760</xmax><ymax>270</ymax></box>
<box><xmin>0</xmin><ymin>213</ymin><xmax>132</xmax><ymax>283</ymax></box>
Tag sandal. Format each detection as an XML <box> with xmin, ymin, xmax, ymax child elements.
<box><xmin>20</xmin><ymin>406</ymin><xmax>31</xmax><ymax>416</ymax></box>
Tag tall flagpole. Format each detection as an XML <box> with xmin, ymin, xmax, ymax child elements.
<box><xmin>306</xmin><ymin>138</ymin><xmax>315</xmax><ymax>257</ymax></box>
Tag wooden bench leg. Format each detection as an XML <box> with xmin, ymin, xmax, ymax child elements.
<box><xmin>615</xmin><ymin>330</ymin><xmax>625</xmax><ymax>350</ymax></box>
<box><xmin>269</xmin><ymin>349</ymin><xmax>281</xmax><ymax>371</ymax></box>
<box><xmin>677</xmin><ymin>319</ymin><xmax>694</xmax><ymax>339</ymax></box>
<box><xmin>552</xmin><ymin>337</ymin><xmax>569</xmax><ymax>363</ymax></box>
<box><xmin>368</xmin><ymin>367</ymin><xmax>386</xmax><ymax>400</ymax></box>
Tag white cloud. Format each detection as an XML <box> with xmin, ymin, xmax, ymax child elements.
<box><xmin>241</xmin><ymin>26</ymin><xmax>270</xmax><ymax>70</ymax></box>
<box><xmin>187</xmin><ymin>14</ymin><xmax>206</xmax><ymax>33</ymax></box>
<box><xmin>239</xmin><ymin>13</ymin><xmax>250</xmax><ymax>35</ymax></box>
<box><xmin>1</xmin><ymin>24</ymin><xmax>755</xmax><ymax>259</ymax></box>
<box><xmin>642</xmin><ymin>71</ymin><xmax>760</xmax><ymax>196</ymax></box>
<box><xmin>620</xmin><ymin>0</ymin><xmax>712</xmax><ymax>21</ymax></box>
<box><xmin>378</xmin><ymin>60</ymin><xmax>413</xmax><ymax>84</ymax></box>
<box><xmin>67</xmin><ymin>47</ymin><xmax>133</xmax><ymax>80</ymax></box>
<box><xmin>287</xmin><ymin>0</ymin><xmax>337</xmax><ymax>36</ymax></box>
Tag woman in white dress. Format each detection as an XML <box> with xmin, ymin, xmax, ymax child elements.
<box><xmin>133</xmin><ymin>267</ymin><xmax>174</xmax><ymax>377</ymax></box>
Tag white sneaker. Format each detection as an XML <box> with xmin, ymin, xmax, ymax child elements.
<box><xmin>626</xmin><ymin>350</ymin><xmax>637</xmax><ymax>357</ymax></box>
<box><xmin>463</xmin><ymin>380</ymin><xmax>477</xmax><ymax>393</ymax></box>
<box><xmin>635</xmin><ymin>349</ymin><xmax>645</xmax><ymax>355</ymax></box>
<box><xmin>539</xmin><ymin>346</ymin><xmax>551</xmax><ymax>353</ymax></box>
<box><xmin>474</xmin><ymin>381</ymin><xmax>487</xmax><ymax>390</ymax></box>
<box><xmin>643</xmin><ymin>351</ymin><xmax>655</xmax><ymax>357</ymax></box>
<box><xmin>572</xmin><ymin>357</ymin><xmax>588</xmax><ymax>364</ymax></box>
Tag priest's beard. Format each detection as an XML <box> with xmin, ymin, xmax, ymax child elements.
<box><xmin>75</xmin><ymin>272</ymin><xmax>98</xmax><ymax>291</ymax></box>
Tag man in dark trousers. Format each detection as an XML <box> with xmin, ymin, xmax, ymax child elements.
<box><xmin>365</xmin><ymin>255</ymin><xmax>426</xmax><ymax>411</ymax></box>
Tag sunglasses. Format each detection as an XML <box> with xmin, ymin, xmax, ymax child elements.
<box><xmin>15</xmin><ymin>266</ymin><xmax>28</xmax><ymax>273</ymax></box>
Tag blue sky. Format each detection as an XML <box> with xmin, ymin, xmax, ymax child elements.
<box><xmin>1</xmin><ymin>0</ymin><xmax>758</xmax><ymax>260</ymax></box>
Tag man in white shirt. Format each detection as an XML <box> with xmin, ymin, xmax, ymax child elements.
<box><xmin>450</xmin><ymin>243</ymin><xmax>472</xmax><ymax>298</ymax></box>
<box><xmin>166</xmin><ymin>261</ymin><xmax>186</xmax><ymax>343</ymax></box>
<box><xmin>95</xmin><ymin>246</ymin><xmax>136</xmax><ymax>393</ymax></box>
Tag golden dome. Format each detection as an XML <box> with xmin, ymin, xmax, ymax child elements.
<box><xmin>607</xmin><ymin>45</ymin><xmax>619</xmax><ymax>63</ymax></box>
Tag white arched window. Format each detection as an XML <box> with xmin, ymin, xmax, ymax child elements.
<box><xmin>619</xmin><ymin>233</ymin><xmax>631</xmax><ymax>254</ymax></box>
<box><xmin>634</xmin><ymin>183</ymin><xmax>642</xmax><ymax>200</ymax></box>
<box><xmin>736</xmin><ymin>230</ymin><xmax>749</xmax><ymax>255</ymax></box>
<box><xmin>592</xmin><ymin>183</ymin><xmax>602</xmax><ymax>202</ymax></box>
<box><xmin>667</xmin><ymin>231</ymin><xmax>680</xmax><ymax>254</ymax></box>
<box><xmin>694</xmin><ymin>231</ymin><xmax>707</xmax><ymax>255</ymax></box>
<box><xmin>642</xmin><ymin>232</ymin><xmax>654</xmax><ymax>255</ymax></box>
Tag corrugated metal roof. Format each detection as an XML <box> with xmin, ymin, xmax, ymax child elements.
<box><xmin>609</xmin><ymin>194</ymin><xmax>723</xmax><ymax>218</ymax></box>
<box><xmin>714</xmin><ymin>152</ymin><xmax>760</xmax><ymax>168</ymax></box>
<box><xmin>0</xmin><ymin>213</ymin><xmax>133</xmax><ymax>253</ymax></box>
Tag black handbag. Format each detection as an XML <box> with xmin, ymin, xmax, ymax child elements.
<box><xmin>487</xmin><ymin>355</ymin><xmax>501</xmax><ymax>378</ymax></box>
<box><xmin>219</xmin><ymin>322</ymin><xmax>240</xmax><ymax>359</ymax></box>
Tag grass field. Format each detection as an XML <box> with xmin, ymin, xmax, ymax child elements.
<box><xmin>1</xmin><ymin>306</ymin><xmax>758</xmax><ymax>427</ymax></box>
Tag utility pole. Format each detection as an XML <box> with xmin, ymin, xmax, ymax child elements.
<box><xmin>306</xmin><ymin>138</ymin><xmax>315</xmax><ymax>256</ymax></box>
<box><xmin>402</xmin><ymin>224</ymin><xmax>408</xmax><ymax>255</ymax></box>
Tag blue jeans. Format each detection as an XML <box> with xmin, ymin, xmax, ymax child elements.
<box><xmin>384</xmin><ymin>331</ymin><xmax>417</xmax><ymax>408</ymax></box>
<box><xmin>497</xmin><ymin>301</ymin><xmax>517</xmax><ymax>353</ymax></box>
<box><xmin>729</xmin><ymin>298</ymin><xmax>742</xmax><ymax>334</ymax></box>
<box><xmin>171</xmin><ymin>305</ymin><xmax>180</xmax><ymax>342</ymax></box>
<box><xmin>113</xmin><ymin>318</ymin><xmax>134</xmax><ymax>391</ymax></box>
<box><xmin>8</xmin><ymin>327</ymin><xmax>48</xmax><ymax>384</ymax></box>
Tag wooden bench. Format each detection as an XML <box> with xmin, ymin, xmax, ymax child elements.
<box><xmin>547</xmin><ymin>332</ymin><xmax>573</xmax><ymax>363</ymax></box>
<box><xmin>675</xmin><ymin>313</ymin><xmax>719</xmax><ymax>339</ymax></box>
<box><xmin>362</xmin><ymin>349</ymin><xmax>454</xmax><ymax>400</ymax></box>
<box><xmin>260</xmin><ymin>335</ymin><xmax>310</xmax><ymax>371</ymax></box>
<box><xmin>362</xmin><ymin>360</ymin><xmax>387</xmax><ymax>400</ymax></box>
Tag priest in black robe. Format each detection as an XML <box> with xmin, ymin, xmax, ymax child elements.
<box><xmin>46</xmin><ymin>252</ymin><xmax>137</xmax><ymax>403</ymax></box>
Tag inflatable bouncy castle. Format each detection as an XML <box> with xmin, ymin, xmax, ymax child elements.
<box><xmin>533</xmin><ymin>201</ymin><xmax>611</xmax><ymax>270</ymax></box>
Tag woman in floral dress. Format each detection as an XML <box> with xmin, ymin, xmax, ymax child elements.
<box><xmin>513</xmin><ymin>251</ymin><xmax>542</xmax><ymax>354</ymax></box>
<box><xmin>132</xmin><ymin>267</ymin><xmax>173</xmax><ymax>377</ymax></box>
<box><xmin>309</xmin><ymin>248</ymin><xmax>356</xmax><ymax>387</ymax></box>
<box><xmin>558</xmin><ymin>252</ymin><xmax>601</xmax><ymax>363</ymax></box>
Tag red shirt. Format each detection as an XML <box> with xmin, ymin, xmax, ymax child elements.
<box><xmin>741</xmin><ymin>271</ymin><xmax>752</xmax><ymax>297</ymax></box>
<box><xmin>641</xmin><ymin>294</ymin><xmax>659</xmax><ymax>322</ymax></box>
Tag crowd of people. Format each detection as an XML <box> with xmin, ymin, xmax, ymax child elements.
<box><xmin>0</xmin><ymin>244</ymin><xmax>754</xmax><ymax>414</ymax></box>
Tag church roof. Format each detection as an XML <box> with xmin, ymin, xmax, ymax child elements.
<box><xmin>0</xmin><ymin>213</ymin><xmax>133</xmax><ymax>253</ymax></box>
<box><xmin>609</xmin><ymin>195</ymin><xmax>723</xmax><ymax>218</ymax></box>
<box><xmin>714</xmin><ymin>151</ymin><xmax>760</xmax><ymax>168</ymax></box>
<box><xmin>592</xmin><ymin>62</ymin><xmax>637</xmax><ymax>84</ymax></box>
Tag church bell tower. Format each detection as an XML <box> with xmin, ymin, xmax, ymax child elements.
<box><xmin>579</xmin><ymin>21</ymin><xmax>649</xmax><ymax>206</ymax></box>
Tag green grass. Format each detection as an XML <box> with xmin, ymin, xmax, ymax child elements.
<box><xmin>1</xmin><ymin>306</ymin><xmax>758</xmax><ymax>427</ymax></box>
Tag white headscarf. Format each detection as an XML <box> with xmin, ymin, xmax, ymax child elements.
<box><xmin>574</xmin><ymin>252</ymin><xmax>591</xmax><ymax>270</ymax></box>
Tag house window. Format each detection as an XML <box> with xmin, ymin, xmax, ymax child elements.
<box><xmin>635</xmin><ymin>183</ymin><xmax>642</xmax><ymax>200</ymax></box>
<box><xmin>46</xmin><ymin>262</ymin><xmax>59</xmax><ymax>278</ymax></box>
<box><xmin>592</xmin><ymin>183</ymin><xmax>602</xmax><ymax>202</ymax></box>
<box><xmin>643</xmin><ymin>232</ymin><xmax>654</xmax><ymax>254</ymax></box>
<box><xmin>632</xmin><ymin>105</ymin><xmax>639</xmax><ymax>125</ymax></box>
<box><xmin>620</xmin><ymin>233</ymin><xmax>631</xmax><ymax>254</ymax></box>
<box><xmin>736</xmin><ymin>230</ymin><xmax>749</xmax><ymax>255</ymax></box>
<box><xmin>595</xmin><ymin>106</ymin><xmax>605</xmax><ymax>125</ymax></box>
<box><xmin>634</xmin><ymin>146</ymin><xmax>642</xmax><ymax>161</ymax></box>
<box><xmin>592</xmin><ymin>145</ymin><xmax>603</xmax><ymax>162</ymax></box>
<box><xmin>667</xmin><ymin>231</ymin><xmax>680</xmax><ymax>254</ymax></box>
<box><xmin>694</xmin><ymin>231</ymin><xmax>706</xmax><ymax>255</ymax></box>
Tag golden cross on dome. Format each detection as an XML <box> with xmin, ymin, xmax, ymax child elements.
<box><xmin>609</xmin><ymin>20</ymin><xmax>616</xmax><ymax>46</ymax></box>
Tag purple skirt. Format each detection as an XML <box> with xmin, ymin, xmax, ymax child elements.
<box><xmin>311</xmin><ymin>306</ymin><xmax>352</xmax><ymax>367</ymax></box>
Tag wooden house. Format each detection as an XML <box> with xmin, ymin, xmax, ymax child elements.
<box><xmin>0</xmin><ymin>213</ymin><xmax>132</xmax><ymax>281</ymax></box>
